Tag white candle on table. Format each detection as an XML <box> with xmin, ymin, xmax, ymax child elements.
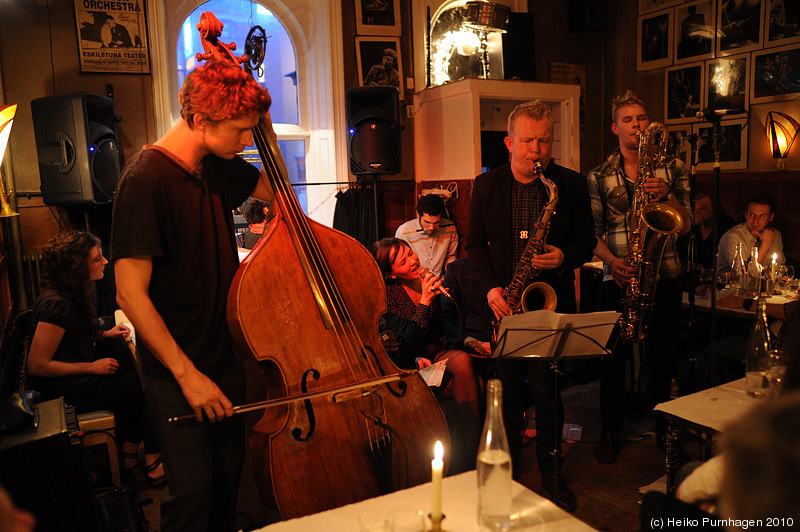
<box><xmin>431</xmin><ymin>440</ymin><xmax>444</xmax><ymax>521</ymax></box>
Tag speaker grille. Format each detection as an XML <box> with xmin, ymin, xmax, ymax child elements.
<box><xmin>349</xmin><ymin>120</ymin><xmax>401</xmax><ymax>174</ymax></box>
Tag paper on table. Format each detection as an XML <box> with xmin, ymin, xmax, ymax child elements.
<box><xmin>418</xmin><ymin>359</ymin><xmax>448</xmax><ymax>387</ymax></box>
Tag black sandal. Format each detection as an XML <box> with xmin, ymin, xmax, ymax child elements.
<box><xmin>143</xmin><ymin>456</ymin><xmax>167</xmax><ymax>488</ymax></box>
<box><xmin>121</xmin><ymin>451</ymin><xmax>145</xmax><ymax>485</ymax></box>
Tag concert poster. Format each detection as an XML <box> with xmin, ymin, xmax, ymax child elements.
<box><xmin>73</xmin><ymin>0</ymin><xmax>151</xmax><ymax>73</ymax></box>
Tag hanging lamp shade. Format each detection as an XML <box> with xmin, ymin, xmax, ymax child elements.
<box><xmin>0</xmin><ymin>104</ymin><xmax>16</xmax><ymax>168</ymax></box>
<box><xmin>765</xmin><ymin>110</ymin><xmax>800</xmax><ymax>158</ymax></box>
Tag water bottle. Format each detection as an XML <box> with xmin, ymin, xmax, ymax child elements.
<box><xmin>730</xmin><ymin>242</ymin><xmax>746</xmax><ymax>295</ymax></box>
<box><xmin>477</xmin><ymin>379</ymin><xmax>512</xmax><ymax>531</ymax></box>
<box><xmin>745</xmin><ymin>297</ymin><xmax>771</xmax><ymax>398</ymax></box>
<box><xmin>745</xmin><ymin>247</ymin><xmax>762</xmax><ymax>299</ymax></box>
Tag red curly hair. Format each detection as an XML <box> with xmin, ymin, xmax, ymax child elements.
<box><xmin>179</xmin><ymin>60</ymin><xmax>272</xmax><ymax>128</ymax></box>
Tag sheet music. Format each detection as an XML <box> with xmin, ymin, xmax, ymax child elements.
<box><xmin>492</xmin><ymin>310</ymin><xmax>620</xmax><ymax>359</ymax></box>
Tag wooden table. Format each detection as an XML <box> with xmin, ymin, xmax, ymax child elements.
<box><xmin>255</xmin><ymin>470</ymin><xmax>597</xmax><ymax>531</ymax></box>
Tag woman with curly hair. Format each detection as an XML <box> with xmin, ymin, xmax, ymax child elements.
<box><xmin>27</xmin><ymin>230</ymin><xmax>164</xmax><ymax>487</ymax></box>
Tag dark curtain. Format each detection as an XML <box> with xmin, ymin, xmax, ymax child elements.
<box><xmin>332</xmin><ymin>187</ymin><xmax>377</xmax><ymax>250</ymax></box>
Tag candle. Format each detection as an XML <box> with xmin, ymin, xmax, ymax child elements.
<box><xmin>431</xmin><ymin>440</ymin><xmax>444</xmax><ymax>521</ymax></box>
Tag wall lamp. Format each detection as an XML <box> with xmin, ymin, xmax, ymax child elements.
<box><xmin>765</xmin><ymin>110</ymin><xmax>799</xmax><ymax>160</ymax></box>
<box><xmin>0</xmin><ymin>104</ymin><xmax>19</xmax><ymax>218</ymax></box>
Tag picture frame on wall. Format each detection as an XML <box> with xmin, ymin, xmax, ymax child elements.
<box><xmin>674</xmin><ymin>0</ymin><xmax>715</xmax><ymax>64</ymax></box>
<box><xmin>752</xmin><ymin>43</ymin><xmax>800</xmax><ymax>103</ymax></box>
<box><xmin>665</xmin><ymin>62</ymin><xmax>704</xmax><ymax>124</ymax></box>
<box><xmin>706</xmin><ymin>54</ymin><xmax>750</xmax><ymax>114</ymax></box>
<box><xmin>73</xmin><ymin>0</ymin><xmax>150</xmax><ymax>73</ymax></box>
<box><xmin>666</xmin><ymin>125</ymin><xmax>692</xmax><ymax>168</ymax></box>
<box><xmin>355</xmin><ymin>0</ymin><xmax>401</xmax><ymax>36</ymax></box>
<box><xmin>693</xmin><ymin>118</ymin><xmax>749</xmax><ymax>170</ymax></box>
<box><xmin>764</xmin><ymin>0</ymin><xmax>800</xmax><ymax>48</ymax></box>
<box><xmin>639</xmin><ymin>0</ymin><xmax>682</xmax><ymax>15</ymax></box>
<box><xmin>638</xmin><ymin>8</ymin><xmax>673</xmax><ymax>71</ymax></box>
<box><xmin>717</xmin><ymin>0</ymin><xmax>764</xmax><ymax>56</ymax></box>
<box><xmin>356</xmin><ymin>36</ymin><xmax>404</xmax><ymax>100</ymax></box>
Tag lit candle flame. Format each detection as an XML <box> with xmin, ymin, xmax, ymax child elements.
<box><xmin>434</xmin><ymin>440</ymin><xmax>443</xmax><ymax>461</ymax></box>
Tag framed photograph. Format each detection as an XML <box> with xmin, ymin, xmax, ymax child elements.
<box><xmin>73</xmin><ymin>0</ymin><xmax>150</xmax><ymax>73</ymax></box>
<box><xmin>764</xmin><ymin>0</ymin><xmax>800</xmax><ymax>48</ymax></box>
<box><xmin>638</xmin><ymin>8</ymin><xmax>674</xmax><ymax>71</ymax></box>
<box><xmin>674</xmin><ymin>0</ymin><xmax>716</xmax><ymax>64</ymax></box>
<box><xmin>665</xmin><ymin>62</ymin><xmax>704</xmax><ymax>124</ymax></box>
<box><xmin>355</xmin><ymin>0</ymin><xmax>401</xmax><ymax>36</ymax></box>
<box><xmin>356</xmin><ymin>37</ymin><xmax>404</xmax><ymax>100</ymax></box>
<box><xmin>639</xmin><ymin>0</ymin><xmax>683</xmax><ymax>15</ymax></box>
<box><xmin>666</xmin><ymin>125</ymin><xmax>692</xmax><ymax>168</ymax></box>
<box><xmin>693</xmin><ymin>118</ymin><xmax>749</xmax><ymax>170</ymax></box>
<box><xmin>717</xmin><ymin>0</ymin><xmax>764</xmax><ymax>56</ymax></box>
<box><xmin>706</xmin><ymin>54</ymin><xmax>750</xmax><ymax>113</ymax></box>
<box><xmin>751</xmin><ymin>44</ymin><xmax>800</xmax><ymax>103</ymax></box>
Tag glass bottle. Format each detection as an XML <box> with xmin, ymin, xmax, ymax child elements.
<box><xmin>477</xmin><ymin>379</ymin><xmax>512</xmax><ymax>531</ymax></box>
<box><xmin>745</xmin><ymin>246</ymin><xmax>762</xmax><ymax>299</ymax></box>
<box><xmin>730</xmin><ymin>242</ymin><xmax>746</xmax><ymax>296</ymax></box>
<box><xmin>745</xmin><ymin>297</ymin><xmax>771</xmax><ymax>398</ymax></box>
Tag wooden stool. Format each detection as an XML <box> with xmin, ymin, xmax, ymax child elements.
<box><xmin>77</xmin><ymin>410</ymin><xmax>120</xmax><ymax>487</ymax></box>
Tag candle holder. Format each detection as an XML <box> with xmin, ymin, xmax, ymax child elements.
<box><xmin>428</xmin><ymin>512</ymin><xmax>447</xmax><ymax>531</ymax></box>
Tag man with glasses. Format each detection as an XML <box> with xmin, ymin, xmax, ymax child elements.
<box><xmin>717</xmin><ymin>193</ymin><xmax>784</xmax><ymax>275</ymax></box>
<box><xmin>395</xmin><ymin>193</ymin><xmax>458</xmax><ymax>278</ymax></box>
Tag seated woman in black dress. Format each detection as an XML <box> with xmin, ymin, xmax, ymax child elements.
<box><xmin>27</xmin><ymin>231</ymin><xmax>165</xmax><ymax>487</ymax></box>
<box><xmin>372</xmin><ymin>237</ymin><xmax>480</xmax><ymax>473</ymax></box>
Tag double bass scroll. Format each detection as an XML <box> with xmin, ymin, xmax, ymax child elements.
<box><xmin>194</xmin><ymin>13</ymin><xmax>451</xmax><ymax>520</ymax></box>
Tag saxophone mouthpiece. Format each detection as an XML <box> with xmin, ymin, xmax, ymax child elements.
<box><xmin>418</xmin><ymin>267</ymin><xmax>452</xmax><ymax>299</ymax></box>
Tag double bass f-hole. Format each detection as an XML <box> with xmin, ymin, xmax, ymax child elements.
<box><xmin>291</xmin><ymin>368</ymin><xmax>320</xmax><ymax>442</ymax></box>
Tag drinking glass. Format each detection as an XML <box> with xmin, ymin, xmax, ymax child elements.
<box><xmin>766</xmin><ymin>350</ymin><xmax>789</xmax><ymax>398</ymax></box>
<box><xmin>389</xmin><ymin>508</ymin><xmax>426</xmax><ymax>532</ymax></box>
<box><xmin>359</xmin><ymin>510</ymin><xmax>393</xmax><ymax>532</ymax></box>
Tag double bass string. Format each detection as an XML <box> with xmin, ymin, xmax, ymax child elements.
<box><xmin>251</xmin><ymin>120</ymin><xmax>391</xmax><ymax>447</ymax></box>
<box><xmin>251</xmin><ymin>121</ymin><xmax>381</xmax><ymax>385</ymax></box>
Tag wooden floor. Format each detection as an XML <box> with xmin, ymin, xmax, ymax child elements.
<box><xmin>134</xmin><ymin>379</ymin><xmax>700</xmax><ymax>531</ymax></box>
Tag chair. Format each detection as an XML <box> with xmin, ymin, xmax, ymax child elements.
<box><xmin>8</xmin><ymin>309</ymin><xmax>121</xmax><ymax>487</ymax></box>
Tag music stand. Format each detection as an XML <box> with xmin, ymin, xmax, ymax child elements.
<box><xmin>492</xmin><ymin>309</ymin><xmax>619</xmax><ymax>504</ymax></box>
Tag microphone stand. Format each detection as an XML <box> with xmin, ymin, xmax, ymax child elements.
<box><xmin>685</xmin><ymin>134</ymin><xmax>698</xmax><ymax>366</ymax></box>
<box><xmin>704</xmin><ymin>113</ymin><xmax>724</xmax><ymax>387</ymax></box>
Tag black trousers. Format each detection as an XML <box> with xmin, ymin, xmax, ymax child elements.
<box><xmin>599</xmin><ymin>276</ymin><xmax>683</xmax><ymax>433</ymax></box>
<box><xmin>496</xmin><ymin>357</ymin><xmax>565</xmax><ymax>478</ymax></box>
<box><xmin>142</xmin><ymin>358</ymin><xmax>246</xmax><ymax>532</ymax></box>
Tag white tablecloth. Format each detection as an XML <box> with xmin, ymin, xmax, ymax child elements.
<box><xmin>654</xmin><ymin>378</ymin><xmax>760</xmax><ymax>434</ymax></box>
<box><xmin>255</xmin><ymin>470</ymin><xmax>596</xmax><ymax>531</ymax></box>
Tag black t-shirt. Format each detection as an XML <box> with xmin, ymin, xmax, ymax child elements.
<box><xmin>111</xmin><ymin>146</ymin><xmax>259</xmax><ymax>376</ymax></box>
<box><xmin>29</xmin><ymin>289</ymin><xmax>94</xmax><ymax>396</ymax></box>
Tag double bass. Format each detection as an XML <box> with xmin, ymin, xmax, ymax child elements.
<box><xmin>195</xmin><ymin>13</ymin><xmax>451</xmax><ymax>519</ymax></box>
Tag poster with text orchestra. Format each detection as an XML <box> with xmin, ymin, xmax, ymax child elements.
<box><xmin>73</xmin><ymin>0</ymin><xmax>150</xmax><ymax>73</ymax></box>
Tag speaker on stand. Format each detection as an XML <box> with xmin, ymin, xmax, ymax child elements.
<box><xmin>31</xmin><ymin>93</ymin><xmax>121</xmax><ymax>238</ymax></box>
<box><xmin>345</xmin><ymin>86</ymin><xmax>402</xmax><ymax>240</ymax></box>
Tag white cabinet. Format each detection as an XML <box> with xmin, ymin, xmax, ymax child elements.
<box><xmin>413</xmin><ymin>78</ymin><xmax>580</xmax><ymax>182</ymax></box>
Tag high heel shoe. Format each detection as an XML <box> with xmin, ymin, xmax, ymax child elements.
<box><xmin>121</xmin><ymin>451</ymin><xmax>145</xmax><ymax>485</ymax></box>
<box><xmin>143</xmin><ymin>456</ymin><xmax>167</xmax><ymax>488</ymax></box>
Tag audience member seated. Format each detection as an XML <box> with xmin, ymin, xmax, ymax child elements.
<box><xmin>678</xmin><ymin>192</ymin><xmax>735</xmax><ymax>295</ymax></box>
<box><xmin>717</xmin><ymin>193</ymin><xmax>784</xmax><ymax>276</ymax></box>
<box><xmin>239</xmin><ymin>197</ymin><xmax>271</xmax><ymax>249</ymax></box>
<box><xmin>372</xmin><ymin>237</ymin><xmax>480</xmax><ymax>474</ymax></box>
<box><xmin>395</xmin><ymin>193</ymin><xmax>458</xmax><ymax>278</ymax></box>
<box><xmin>717</xmin><ymin>390</ymin><xmax>800</xmax><ymax>530</ymax></box>
<box><xmin>26</xmin><ymin>231</ymin><xmax>165</xmax><ymax>487</ymax></box>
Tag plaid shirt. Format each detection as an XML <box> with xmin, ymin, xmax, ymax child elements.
<box><xmin>511</xmin><ymin>178</ymin><xmax>547</xmax><ymax>272</ymax></box>
<box><xmin>587</xmin><ymin>148</ymin><xmax>691</xmax><ymax>281</ymax></box>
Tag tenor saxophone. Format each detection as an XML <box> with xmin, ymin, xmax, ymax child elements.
<box><xmin>492</xmin><ymin>161</ymin><xmax>558</xmax><ymax>344</ymax></box>
<box><xmin>619</xmin><ymin>122</ymin><xmax>684</xmax><ymax>342</ymax></box>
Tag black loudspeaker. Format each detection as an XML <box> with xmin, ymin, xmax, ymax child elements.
<box><xmin>345</xmin><ymin>86</ymin><xmax>401</xmax><ymax>175</ymax></box>
<box><xmin>502</xmin><ymin>12</ymin><xmax>537</xmax><ymax>81</ymax></box>
<box><xmin>31</xmin><ymin>93</ymin><xmax>121</xmax><ymax>206</ymax></box>
<box><xmin>568</xmin><ymin>0</ymin><xmax>605</xmax><ymax>32</ymax></box>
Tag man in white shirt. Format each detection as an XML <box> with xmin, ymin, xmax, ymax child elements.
<box><xmin>395</xmin><ymin>193</ymin><xmax>458</xmax><ymax>278</ymax></box>
<box><xmin>717</xmin><ymin>193</ymin><xmax>785</xmax><ymax>275</ymax></box>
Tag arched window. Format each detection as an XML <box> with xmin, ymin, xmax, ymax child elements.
<box><xmin>148</xmin><ymin>0</ymin><xmax>346</xmax><ymax>223</ymax></box>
